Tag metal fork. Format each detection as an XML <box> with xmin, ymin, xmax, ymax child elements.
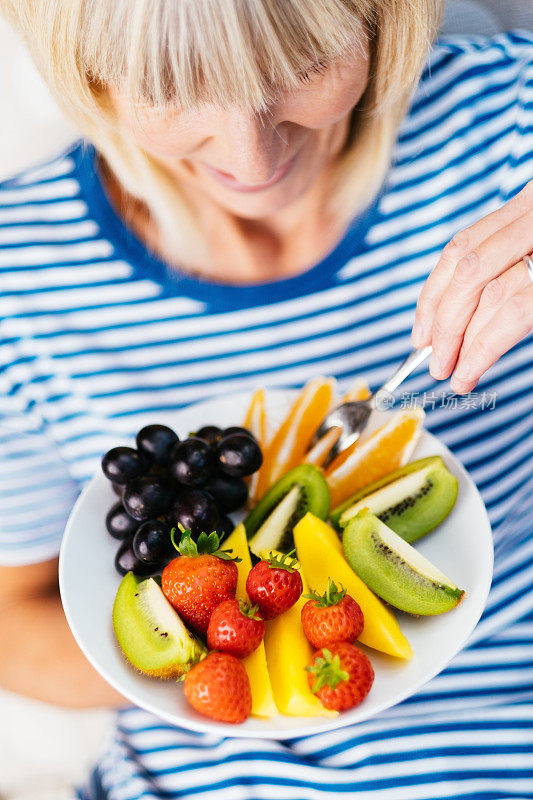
<box><xmin>312</xmin><ymin>345</ymin><xmax>433</xmax><ymax>467</ymax></box>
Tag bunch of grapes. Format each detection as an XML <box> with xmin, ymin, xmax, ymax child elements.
<box><xmin>101</xmin><ymin>424</ymin><xmax>262</xmax><ymax>576</ymax></box>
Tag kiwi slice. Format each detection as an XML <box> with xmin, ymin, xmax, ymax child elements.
<box><xmin>343</xmin><ymin>510</ymin><xmax>464</xmax><ymax>615</ymax></box>
<box><xmin>330</xmin><ymin>456</ymin><xmax>458</xmax><ymax>543</ymax></box>
<box><xmin>245</xmin><ymin>464</ymin><xmax>330</xmax><ymax>556</ymax></box>
<box><xmin>112</xmin><ymin>572</ymin><xmax>206</xmax><ymax>678</ymax></box>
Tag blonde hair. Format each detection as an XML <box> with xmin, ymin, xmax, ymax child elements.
<box><xmin>2</xmin><ymin>0</ymin><xmax>443</xmax><ymax>270</ymax></box>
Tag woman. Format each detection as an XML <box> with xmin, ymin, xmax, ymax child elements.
<box><xmin>0</xmin><ymin>0</ymin><xmax>532</xmax><ymax>797</ymax></box>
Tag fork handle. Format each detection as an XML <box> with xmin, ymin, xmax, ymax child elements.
<box><xmin>376</xmin><ymin>345</ymin><xmax>433</xmax><ymax>397</ymax></box>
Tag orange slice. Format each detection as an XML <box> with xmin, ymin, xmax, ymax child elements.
<box><xmin>341</xmin><ymin>378</ymin><xmax>371</xmax><ymax>402</ymax></box>
<box><xmin>302</xmin><ymin>378</ymin><xmax>370</xmax><ymax>468</ymax></box>
<box><xmin>243</xmin><ymin>388</ymin><xmax>267</xmax><ymax>443</ymax></box>
<box><xmin>325</xmin><ymin>408</ymin><xmax>425</xmax><ymax>508</ymax></box>
<box><xmin>243</xmin><ymin>389</ymin><xmax>267</xmax><ymax>505</ymax></box>
<box><xmin>303</xmin><ymin>426</ymin><xmax>341</xmax><ymax>468</ymax></box>
<box><xmin>254</xmin><ymin>377</ymin><xmax>335</xmax><ymax>499</ymax></box>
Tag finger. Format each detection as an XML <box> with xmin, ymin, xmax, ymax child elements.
<box><xmin>429</xmin><ymin>209</ymin><xmax>533</xmax><ymax>380</ymax></box>
<box><xmin>412</xmin><ymin>180</ymin><xmax>533</xmax><ymax>347</ymax></box>
<box><xmin>461</xmin><ymin>260</ymin><xmax>531</xmax><ymax>353</ymax></box>
<box><xmin>449</xmin><ymin>283</ymin><xmax>533</xmax><ymax>394</ymax></box>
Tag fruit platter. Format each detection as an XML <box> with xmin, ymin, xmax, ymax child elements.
<box><xmin>59</xmin><ymin>381</ymin><xmax>493</xmax><ymax>737</ymax></box>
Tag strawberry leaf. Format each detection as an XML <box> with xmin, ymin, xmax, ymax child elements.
<box><xmin>196</xmin><ymin>531</ymin><xmax>220</xmax><ymax>554</ymax></box>
<box><xmin>175</xmin><ymin>529</ymin><xmax>242</xmax><ymax>561</ymax></box>
<box><xmin>177</xmin><ymin>529</ymin><xmax>199</xmax><ymax>557</ymax></box>
<box><xmin>305</xmin><ymin>648</ymin><xmax>350</xmax><ymax>693</ymax></box>
<box><xmin>217</xmin><ymin>548</ymin><xmax>242</xmax><ymax>562</ymax></box>
<box><xmin>266</xmin><ymin>549</ymin><xmax>300</xmax><ymax>573</ymax></box>
<box><xmin>238</xmin><ymin>599</ymin><xmax>262</xmax><ymax>621</ymax></box>
<box><xmin>303</xmin><ymin>578</ymin><xmax>346</xmax><ymax>607</ymax></box>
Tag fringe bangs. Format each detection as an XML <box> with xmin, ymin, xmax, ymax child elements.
<box><xmin>78</xmin><ymin>0</ymin><xmax>372</xmax><ymax>112</ymax></box>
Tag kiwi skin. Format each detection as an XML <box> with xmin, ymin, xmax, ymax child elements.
<box><xmin>330</xmin><ymin>456</ymin><xmax>440</xmax><ymax>527</ymax></box>
<box><xmin>132</xmin><ymin>660</ymin><xmax>189</xmax><ymax>680</ymax></box>
<box><xmin>244</xmin><ymin>464</ymin><xmax>330</xmax><ymax>553</ymax></box>
<box><xmin>343</xmin><ymin>510</ymin><xmax>464</xmax><ymax>616</ymax></box>
<box><xmin>113</xmin><ymin>572</ymin><xmax>205</xmax><ymax>678</ymax></box>
<box><xmin>130</xmin><ymin>658</ymin><xmax>191</xmax><ymax>680</ymax></box>
<box><xmin>331</xmin><ymin>456</ymin><xmax>458</xmax><ymax>543</ymax></box>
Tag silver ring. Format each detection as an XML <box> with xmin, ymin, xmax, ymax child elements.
<box><xmin>524</xmin><ymin>254</ymin><xmax>533</xmax><ymax>283</ymax></box>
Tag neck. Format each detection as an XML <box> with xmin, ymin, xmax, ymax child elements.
<box><xmin>101</xmin><ymin>153</ymin><xmax>346</xmax><ymax>285</ymax></box>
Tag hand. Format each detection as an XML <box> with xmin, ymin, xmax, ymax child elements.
<box><xmin>411</xmin><ymin>181</ymin><xmax>533</xmax><ymax>394</ymax></box>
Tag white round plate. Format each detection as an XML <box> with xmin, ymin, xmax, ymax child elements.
<box><xmin>59</xmin><ymin>389</ymin><xmax>493</xmax><ymax>739</ymax></box>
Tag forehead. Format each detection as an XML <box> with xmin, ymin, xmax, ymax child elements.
<box><xmin>109</xmin><ymin>47</ymin><xmax>370</xmax><ymax>127</ymax></box>
<box><xmin>83</xmin><ymin>0</ymin><xmax>368</xmax><ymax>113</ymax></box>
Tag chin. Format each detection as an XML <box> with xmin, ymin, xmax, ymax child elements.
<box><xmin>213</xmin><ymin>175</ymin><xmax>315</xmax><ymax>219</ymax></box>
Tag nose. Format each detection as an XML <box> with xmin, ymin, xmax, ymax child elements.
<box><xmin>206</xmin><ymin>108</ymin><xmax>289</xmax><ymax>185</ymax></box>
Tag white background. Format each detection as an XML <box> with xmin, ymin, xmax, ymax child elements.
<box><xmin>0</xmin><ymin>2</ymin><xmax>532</xmax><ymax>800</ymax></box>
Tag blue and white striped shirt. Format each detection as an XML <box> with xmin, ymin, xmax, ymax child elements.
<box><xmin>1</xmin><ymin>31</ymin><xmax>532</xmax><ymax>800</ymax></box>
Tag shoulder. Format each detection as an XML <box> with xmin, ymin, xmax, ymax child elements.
<box><xmin>0</xmin><ymin>140</ymin><xmax>107</xmax><ymax>335</ymax></box>
<box><xmin>395</xmin><ymin>31</ymin><xmax>533</xmax><ymax>201</ymax></box>
<box><xmin>0</xmin><ymin>142</ymin><xmax>89</xmax><ymax>214</ymax></box>
<box><xmin>0</xmin><ymin>141</ymin><xmax>83</xmax><ymax>193</ymax></box>
<box><xmin>0</xmin><ymin>141</ymin><xmax>101</xmax><ymax>278</ymax></box>
<box><xmin>422</xmin><ymin>29</ymin><xmax>533</xmax><ymax>86</ymax></box>
<box><xmin>433</xmin><ymin>29</ymin><xmax>533</xmax><ymax>57</ymax></box>
<box><xmin>410</xmin><ymin>30</ymin><xmax>533</xmax><ymax>120</ymax></box>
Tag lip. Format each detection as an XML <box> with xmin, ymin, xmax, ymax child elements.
<box><xmin>201</xmin><ymin>153</ymin><xmax>298</xmax><ymax>193</ymax></box>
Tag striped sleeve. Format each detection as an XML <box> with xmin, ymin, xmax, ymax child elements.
<box><xmin>499</xmin><ymin>31</ymin><xmax>533</xmax><ymax>198</ymax></box>
<box><xmin>0</xmin><ymin>341</ymin><xmax>80</xmax><ymax>566</ymax></box>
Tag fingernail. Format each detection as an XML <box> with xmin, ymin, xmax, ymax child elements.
<box><xmin>450</xmin><ymin>376</ymin><xmax>471</xmax><ymax>395</ymax></box>
<box><xmin>429</xmin><ymin>353</ymin><xmax>446</xmax><ymax>380</ymax></box>
<box><xmin>453</xmin><ymin>363</ymin><xmax>471</xmax><ymax>382</ymax></box>
<box><xmin>450</xmin><ymin>362</ymin><xmax>473</xmax><ymax>393</ymax></box>
<box><xmin>411</xmin><ymin>321</ymin><xmax>427</xmax><ymax>348</ymax></box>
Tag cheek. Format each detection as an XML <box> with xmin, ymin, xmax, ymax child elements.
<box><xmin>110</xmin><ymin>96</ymin><xmax>204</xmax><ymax>159</ymax></box>
<box><xmin>280</xmin><ymin>54</ymin><xmax>370</xmax><ymax>130</ymax></box>
<box><xmin>284</xmin><ymin>86</ymin><xmax>365</xmax><ymax>130</ymax></box>
<box><xmin>123</xmin><ymin>119</ymin><xmax>200</xmax><ymax>159</ymax></box>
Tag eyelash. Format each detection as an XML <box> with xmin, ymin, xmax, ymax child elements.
<box><xmin>297</xmin><ymin>59</ymin><xmax>329</xmax><ymax>84</ymax></box>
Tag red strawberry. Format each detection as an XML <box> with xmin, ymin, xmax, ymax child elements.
<box><xmin>184</xmin><ymin>651</ymin><xmax>252</xmax><ymax>724</ymax></box>
<box><xmin>207</xmin><ymin>598</ymin><xmax>265</xmax><ymax>658</ymax></box>
<box><xmin>306</xmin><ymin>641</ymin><xmax>374</xmax><ymax>712</ymax></box>
<box><xmin>246</xmin><ymin>551</ymin><xmax>303</xmax><ymax>620</ymax></box>
<box><xmin>161</xmin><ymin>529</ymin><xmax>239</xmax><ymax>634</ymax></box>
<box><xmin>301</xmin><ymin>579</ymin><xmax>364</xmax><ymax>650</ymax></box>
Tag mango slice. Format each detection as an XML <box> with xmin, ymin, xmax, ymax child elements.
<box><xmin>223</xmin><ymin>524</ymin><xmax>278</xmax><ymax>718</ymax></box>
<box><xmin>260</xmin><ymin>548</ymin><xmax>336</xmax><ymax>718</ymax></box>
<box><xmin>254</xmin><ymin>377</ymin><xmax>335</xmax><ymax>500</ymax></box>
<box><xmin>293</xmin><ymin>513</ymin><xmax>413</xmax><ymax>660</ymax></box>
